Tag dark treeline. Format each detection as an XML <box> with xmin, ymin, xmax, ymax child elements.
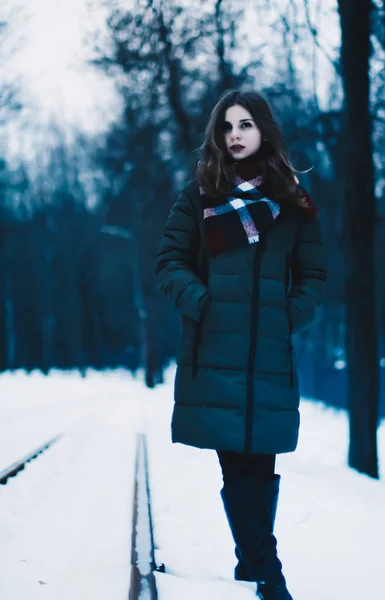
<box><xmin>0</xmin><ymin>1</ymin><xmax>384</xmax><ymax>475</ymax></box>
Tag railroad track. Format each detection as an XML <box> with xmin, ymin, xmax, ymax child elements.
<box><xmin>0</xmin><ymin>429</ymin><xmax>162</xmax><ymax>598</ymax></box>
<box><xmin>0</xmin><ymin>434</ymin><xmax>63</xmax><ymax>485</ymax></box>
<box><xmin>129</xmin><ymin>433</ymin><xmax>164</xmax><ymax>600</ymax></box>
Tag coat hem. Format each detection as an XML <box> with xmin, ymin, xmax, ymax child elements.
<box><xmin>171</xmin><ymin>436</ymin><xmax>298</xmax><ymax>455</ymax></box>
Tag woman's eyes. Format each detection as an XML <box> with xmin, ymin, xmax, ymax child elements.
<box><xmin>223</xmin><ymin>122</ymin><xmax>253</xmax><ymax>132</ymax></box>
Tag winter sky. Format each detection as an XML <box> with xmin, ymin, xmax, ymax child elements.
<box><xmin>2</xmin><ymin>0</ymin><xmax>119</xmax><ymax>135</ymax></box>
<box><xmin>1</xmin><ymin>0</ymin><xmax>340</xmax><ymax>154</ymax></box>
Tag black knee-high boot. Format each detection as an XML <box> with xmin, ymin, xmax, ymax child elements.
<box><xmin>234</xmin><ymin>488</ymin><xmax>278</xmax><ymax>582</ymax></box>
<box><xmin>220</xmin><ymin>474</ymin><xmax>293</xmax><ymax>600</ymax></box>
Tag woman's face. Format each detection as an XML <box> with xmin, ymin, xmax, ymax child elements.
<box><xmin>223</xmin><ymin>104</ymin><xmax>262</xmax><ymax>160</ymax></box>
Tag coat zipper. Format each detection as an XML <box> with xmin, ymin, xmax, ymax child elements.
<box><xmin>245</xmin><ymin>246</ymin><xmax>262</xmax><ymax>454</ymax></box>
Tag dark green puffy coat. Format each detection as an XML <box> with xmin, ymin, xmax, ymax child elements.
<box><xmin>156</xmin><ymin>180</ymin><xmax>326</xmax><ymax>454</ymax></box>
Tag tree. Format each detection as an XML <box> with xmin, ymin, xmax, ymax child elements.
<box><xmin>91</xmin><ymin>0</ymin><xmax>253</xmax><ymax>386</ymax></box>
<box><xmin>337</xmin><ymin>0</ymin><xmax>379</xmax><ymax>478</ymax></box>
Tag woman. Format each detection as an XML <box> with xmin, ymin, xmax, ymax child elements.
<box><xmin>155</xmin><ymin>90</ymin><xmax>326</xmax><ymax>599</ymax></box>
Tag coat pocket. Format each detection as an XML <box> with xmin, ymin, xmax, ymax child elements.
<box><xmin>177</xmin><ymin>315</ymin><xmax>196</xmax><ymax>366</ymax></box>
<box><xmin>288</xmin><ymin>339</ymin><xmax>294</xmax><ymax>388</ymax></box>
<box><xmin>191</xmin><ymin>296</ymin><xmax>211</xmax><ymax>378</ymax></box>
<box><xmin>285</xmin><ymin>254</ymin><xmax>294</xmax><ymax>335</ymax></box>
<box><xmin>177</xmin><ymin>299</ymin><xmax>210</xmax><ymax>374</ymax></box>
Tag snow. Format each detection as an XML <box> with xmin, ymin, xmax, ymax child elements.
<box><xmin>0</xmin><ymin>368</ymin><xmax>385</xmax><ymax>599</ymax></box>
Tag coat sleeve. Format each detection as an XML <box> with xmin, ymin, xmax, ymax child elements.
<box><xmin>155</xmin><ymin>187</ymin><xmax>209</xmax><ymax>323</ymax></box>
<box><xmin>288</xmin><ymin>214</ymin><xmax>326</xmax><ymax>334</ymax></box>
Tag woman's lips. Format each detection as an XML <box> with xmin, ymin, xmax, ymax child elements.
<box><xmin>230</xmin><ymin>145</ymin><xmax>245</xmax><ymax>153</ymax></box>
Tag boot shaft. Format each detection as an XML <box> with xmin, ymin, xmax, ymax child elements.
<box><xmin>220</xmin><ymin>474</ymin><xmax>290</xmax><ymax>591</ymax></box>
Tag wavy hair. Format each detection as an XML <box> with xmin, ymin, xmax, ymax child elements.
<box><xmin>197</xmin><ymin>90</ymin><xmax>303</xmax><ymax>207</ymax></box>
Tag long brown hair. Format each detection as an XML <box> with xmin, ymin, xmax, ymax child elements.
<box><xmin>197</xmin><ymin>90</ymin><xmax>301</xmax><ymax>207</ymax></box>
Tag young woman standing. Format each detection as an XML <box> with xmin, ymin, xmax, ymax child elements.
<box><xmin>156</xmin><ymin>90</ymin><xmax>326</xmax><ymax>599</ymax></box>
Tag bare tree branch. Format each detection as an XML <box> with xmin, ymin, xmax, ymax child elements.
<box><xmin>303</xmin><ymin>0</ymin><xmax>341</xmax><ymax>76</ymax></box>
<box><xmin>152</xmin><ymin>0</ymin><xmax>193</xmax><ymax>147</ymax></box>
<box><xmin>214</xmin><ymin>0</ymin><xmax>234</xmax><ymax>90</ymax></box>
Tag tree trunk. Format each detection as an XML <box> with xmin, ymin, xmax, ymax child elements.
<box><xmin>144</xmin><ymin>306</ymin><xmax>155</xmax><ymax>389</ymax></box>
<box><xmin>3</xmin><ymin>236</ymin><xmax>16</xmax><ymax>370</ymax></box>
<box><xmin>337</xmin><ymin>0</ymin><xmax>379</xmax><ymax>477</ymax></box>
<box><xmin>5</xmin><ymin>268</ymin><xmax>16</xmax><ymax>369</ymax></box>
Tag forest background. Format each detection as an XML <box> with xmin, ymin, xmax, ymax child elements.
<box><xmin>0</xmin><ymin>0</ymin><xmax>384</xmax><ymax>477</ymax></box>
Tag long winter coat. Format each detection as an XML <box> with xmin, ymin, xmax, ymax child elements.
<box><xmin>156</xmin><ymin>180</ymin><xmax>326</xmax><ymax>454</ymax></box>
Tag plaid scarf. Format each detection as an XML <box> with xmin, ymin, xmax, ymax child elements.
<box><xmin>200</xmin><ymin>174</ymin><xmax>280</xmax><ymax>256</ymax></box>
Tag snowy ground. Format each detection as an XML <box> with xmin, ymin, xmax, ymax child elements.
<box><xmin>0</xmin><ymin>368</ymin><xmax>384</xmax><ymax>600</ymax></box>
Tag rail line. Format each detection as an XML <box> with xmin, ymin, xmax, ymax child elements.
<box><xmin>0</xmin><ymin>434</ymin><xmax>62</xmax><ymax>485</ymax></box>
<box><xmin>129</xmin><ymin>433</ymin><xmax>164</xmax><ymax>600</ymax></box>
<box><xmin>0</xmin><ymin>429</ymin><xmax>162</xmax><ymax>597</ymax></box>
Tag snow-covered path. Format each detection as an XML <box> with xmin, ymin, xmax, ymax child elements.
<box><xmin>0</xmin><ymin>371</ymin><xmax>144</xmax><ymax>600</ymax></box>
<box><xmin>144</xmin><ymin>378</ymin><xmax>385</xmax><ymax>600</ymax></box>
<box><xmin>0</xmin><ymin>369</ymin><xmax>385</xmax><ymax>600</ymax></box>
